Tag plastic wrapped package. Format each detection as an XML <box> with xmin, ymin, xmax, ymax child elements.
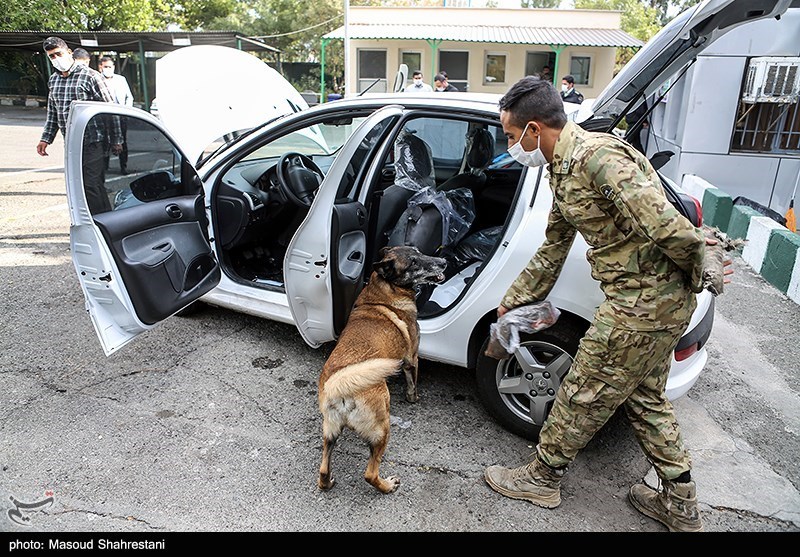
<box><xmin>702</xmin><ymin>225</ymin><xmax>744</xmax><ymax>296</ymax></box>
<box><xmin>451</xmin><ymin>226</ymin><xmax>503</xmax><ymax>268</ymax></box>
<box><xmin>393</xmin><ymin>129</ymin><xmax>435</xmax><ymax>192</ymax></box>
<box><xmin>484</xmin><ymin>302</ymin><xmax>561</xmax><ymax>360</ymax></box>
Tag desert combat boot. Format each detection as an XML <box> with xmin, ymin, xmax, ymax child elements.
<box><xmin>484</xmin><ymin>455</ymin><xmax>564</xmax><ymax>508</ymax></box>
<box><xmin>629</xmin><ymin>479</ymin><xmax>703</xmax><ymax>532</ymax></box>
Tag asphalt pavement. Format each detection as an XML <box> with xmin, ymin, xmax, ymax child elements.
<box><xmin>0</xmin><ymin>104</ymin><xmax>798</xmax><ymax>536</ymax></box>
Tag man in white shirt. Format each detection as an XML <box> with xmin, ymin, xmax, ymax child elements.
<box><xmin>404</xmin><ymin>70</ymin><xmax>433</xmax><ymax>93</ymax></box>
<box><xmin>99</xmin><ymin>56</ymin><xmax>134</xmax><ymax>174</ymax></box>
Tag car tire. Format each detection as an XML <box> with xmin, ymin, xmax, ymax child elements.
<box><xmin>175</xmin><ymin>301</ymin><xmax>206</xmax><ymax>317</ymax></box>
<box><xmin>475</xmin><ymin>318</ymin><xmax>585</xmax><ymax>441</ymax></box>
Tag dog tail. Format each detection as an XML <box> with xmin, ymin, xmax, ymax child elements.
<box><xmin>322</xmin><ymin>358</ymin><xmax>402</xmax><ymax>401</ymax></box>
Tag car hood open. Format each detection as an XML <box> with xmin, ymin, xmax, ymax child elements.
<box><xmin>155</xmin><ymin>45</ymin><xmax>309</xmax><ymax>165</ymax></box>
<box><xmin>591</xmin><ymin>0</ymin><xmax>793</xmax><ymax>126</ymax></box>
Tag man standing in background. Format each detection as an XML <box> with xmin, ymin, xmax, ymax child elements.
<box><xmin>99</xmin><ymin>56</ymin><xmax>134</xmax><ymax>175</ymax></box>
<box><xmin>36</xmin><ymin>36</ymin><xmax>122</xmax><ymax>214</ymax></box>
<box><xmin>72</xmin><ymin>48</ymin><xmax>91</xmax><ymax>67</ymax></box>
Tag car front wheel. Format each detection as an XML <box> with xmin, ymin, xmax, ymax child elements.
<box><xmin>475</xmin><ymin>319</ymin><xmax>584</xmax><ymax>441</ymax></box>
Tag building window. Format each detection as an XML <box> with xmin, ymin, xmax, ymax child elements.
<box><xmin>484</xmin><ymin>52</ymin><xmax>507</xmax><ymax>85</ymax></box>
<box><xmin>525</xmin><ymin>51</ymin><xmax>556</xmax><ymax>82</ymax></box>
<box><xmin>569</xmin><ymin>55</ymin><xmax>591</xmax><ymax>86</ymax></box>
<box><xmin>732</xmin><ymin>100</ymin><xmax>800</xmax><ymax>154</ymax></box>
<box><xmin>401</xmin><ymin>51</ymin><xmax>423</xmax><ymax>86</ymax></box>
<box><xmin>732</xmin><ymin>57</ymin><xmax>800</xmax><ymax>154</ymax></box>
<box><xmin>357</xmin><ymin>49</ymin><xmax>387</xmax><ymax>93</ymax></box>
<box><xmin>439</xmin><ymin>50</ymin><xmax>469</xmax><ymax>92</ymax></box>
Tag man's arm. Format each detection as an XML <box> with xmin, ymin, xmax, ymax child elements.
<box><xmin>582</xmin><ymin>139</ymin><xmax>705</xmax><ymax>292</ymax></box>
<box><xmin>121</xmin><ymin>76</ymin><xmax>134</xmax><ymax>107</ymax></box>
<box><xmin>500</xmin><ymin>201</ymin><xmax>577</xmax><ymax>311</ymax></box>
<box><xmin>39</xmin><ymin>82</ymin><xmax>58</xmax><ymax>151</ymax></box>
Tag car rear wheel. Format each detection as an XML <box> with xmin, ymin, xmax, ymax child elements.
<box><xmin>475</xmin><ymin>318</ymin><xmax>585</xmax><ymax>441</ymax></box>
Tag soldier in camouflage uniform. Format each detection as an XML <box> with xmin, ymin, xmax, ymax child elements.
<box><xmin>483</xmin><ymin>76</ymin><xmax>707</xmax><ymax>532</ymax></box>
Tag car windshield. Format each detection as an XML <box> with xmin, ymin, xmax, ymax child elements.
<box><xmin>242</xmin><ymin>116</ymin><xmax>369</xmax><ymax>162</ymax></box>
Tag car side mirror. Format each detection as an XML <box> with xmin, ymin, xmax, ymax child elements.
<box><xmin>649</xmin><ymin>150</ymin><xmax>674</xmax><ymax>171</ymax></box>
<box><xmin>130</xmin><ymin>170</ymin><xmax>181</xmax><ymax>202</ymax></box>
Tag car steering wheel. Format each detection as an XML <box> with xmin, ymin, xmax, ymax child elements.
<box><xmin>276</xmin><ymin>152</ymin><xmax>324</xmax><ymax>208</ymax></box>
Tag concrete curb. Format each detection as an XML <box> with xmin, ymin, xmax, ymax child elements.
<box><xmin>681</xmin><ymin>174</ymin><xmax>800</xmax><ymax>304</ymax></box>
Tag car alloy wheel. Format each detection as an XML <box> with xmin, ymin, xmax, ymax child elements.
<box><xmin>475</xmin><ymin>320</ymin><xmax>584</xmax><ymax>440</ymax></box>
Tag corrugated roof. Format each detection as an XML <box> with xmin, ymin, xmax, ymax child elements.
<box><xmin>324</xmin><ymin>24</ymin><xmax>642</xmax><ymax>48</ymax></box>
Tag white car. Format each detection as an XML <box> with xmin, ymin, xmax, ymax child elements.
<box><xmin>63</xmin><ymin>0</ymin><xmax>788</xmax><ymax>440</ymax></box>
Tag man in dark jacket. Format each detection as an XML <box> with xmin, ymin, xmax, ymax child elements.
<box><xmin>560</xmin><ymin>74</ymin><xmax>584</xmax><ymax>104</ymax></box>
<box><xmin>434</xmin><ymin>73</ymin><xmax>458</xmax><ymax>92</ymax></box>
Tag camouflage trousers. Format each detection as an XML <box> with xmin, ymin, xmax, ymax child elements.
<box><xmin>538</xmin><ymin>318</ymin><xmax>692</xmax><ymax>481</ymax></box>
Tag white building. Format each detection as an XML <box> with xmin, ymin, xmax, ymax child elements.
<box><xmin>322</xmin><ymin>5</ymin><xmax>641</xmax><ymax>97</ymax></box>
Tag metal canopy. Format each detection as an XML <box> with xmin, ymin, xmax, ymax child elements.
<box><xmin>323</xmin><ymin>24</ymin><xmax>643</xmax><ymax>48</ymax></box>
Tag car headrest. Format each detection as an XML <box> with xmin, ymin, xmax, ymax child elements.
<box><xmin>394</xmin><ymin>130</ymin><xmax>435</xmax><ymax>190</ymax></box>
<box><xmin>466</xmin><ymin>128</ymin><xmax>495</xmax><ymax>170</ymax></box>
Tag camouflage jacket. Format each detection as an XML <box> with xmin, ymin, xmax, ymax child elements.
<box><xmin>501</xmin><ymin>121</ymin><xmax>705</xmax><ymax>331</ymax></box>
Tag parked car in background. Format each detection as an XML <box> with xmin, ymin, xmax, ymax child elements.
<box><xmin>63</xmin><ymin>0</ymin><xmax>789</xmax><ymax>440</ymax></box>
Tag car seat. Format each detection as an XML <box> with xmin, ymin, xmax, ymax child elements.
<box><xmin>438</xmin><ymin>127</ymin><xmax>495</xmax><ymax>193</ymax></box>
<box><xmin>374</xmin><ymin>130</ymin><xmax>436</xmax><ymax>248</ymax></box>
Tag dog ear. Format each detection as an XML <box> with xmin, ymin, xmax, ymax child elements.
<box><xmin>373</xmin><ymin>258</ymin><xmax>397</xmax><ymax>281</ymax></box>
<box><xmin>378</xmin><ymin>246</ymin><xmax>391</xmax><ymax>259</ymax></box>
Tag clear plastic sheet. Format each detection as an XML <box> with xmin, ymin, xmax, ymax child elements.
<box><xmin>393</xmin><ymin>129</ymin><xmax>435</xmax><ymax>191</ymax></box>
<box><xmin>485</xmin><ymin>302</ymin><xmax>561</xmax><ymax>360</ymax></box>
<box><xmin>702</xmin><ymin>225</ymin><xmax>744</xmax><ymax>296</ymax></box>
<box><xmin>390</xmin><ymin>186</ymin><xmax>476</xmax><ymax>249</ymax></box>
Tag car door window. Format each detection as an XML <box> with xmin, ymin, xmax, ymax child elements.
<box><xmin>82</xmin><ymin>114</ymin><xmax>200</xmax><ymax>215</ymax></box>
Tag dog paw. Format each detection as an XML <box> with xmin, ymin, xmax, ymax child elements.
<box><xmin>405</xmin><ymin>390</ymin><xmax>419</xmax><ymax>403</ymax></box>
<box><xmin>383</xmin><ymin>475</ymin><xmax>400</xmax><ymax>493</ymax></box>
<box><xmin>318</xmin><ymin>477</ymin><xmax>335</xmax><ymax>490</ymax></box>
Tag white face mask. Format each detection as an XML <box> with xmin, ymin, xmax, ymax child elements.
<box><xmin>102</xmin><ymin>67</ymin><xmax>115</xmax><ymax>78</ymax></box>
<box><xmin>413</xmin><ymin>78</ymin><xmax>422</xmax><ymax>86</ymax></box>
<box><xmin>435</xmin><ymin>86</ymin><xmax>445</xmax><ymax>92</ymax></box>
<box><xmin>561</xmin><ymin>84</ymin><xmax>569</xmax><ymax>93</ymax></box>
<box><xmin>508</xmin><ymin>123</ymin><xmax>548</xmax><ymax>168</ymax></box>
<box><xmin>50</xmin><ymin>53</ymin><xmax>74</xmax><ymax>73</ymax></box>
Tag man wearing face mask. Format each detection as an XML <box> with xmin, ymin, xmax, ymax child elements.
<box><xmin>433</xmin><ymin>73</ymin><xmax>458</xmax><ymax>92</ymax></box>
<box><xmin>99</xmin><ymin>56</ymin><xmax>134</xmax><ymax>174</ymax></box>
<box><xmin>37</xmin><ymin>37</ymin><xmax>122</xmax><ymax>213</ymax></box>
<box><xmin>560</xmin><ymin>74</ymin><xmax>584</xmax><ymax>104</ymax></box>
<box><xmin>404</xmin><ymin>70</ymin><xmax>433</xmax><ymax>93</ymax></box>
<box><xmin>483</xmin><ymin>76</ymin><xmax>728</xmax><ymax>532</ymax></box>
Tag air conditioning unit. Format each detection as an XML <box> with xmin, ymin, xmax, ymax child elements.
<box><xmin>742</xmin><ymin>57</ymin><xmax>800</xmax><ymax>104</ymax></box>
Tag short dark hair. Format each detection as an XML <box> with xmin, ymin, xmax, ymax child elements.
<box><xmin>434</xmin><ymin>73</ymin><xmax>446</xmax><ymax>83</ymax></box>
<box><xmin>42</xmin><ymin>36</ymin><xmax>68</xmax><ymax>52</ymax></box>
<box><xmin>563</xmin><ymin>75</ymin><xmax>575</xmax><ymax>85</ymax></box>
<box><xmin>99</xmin><ymin>56</ymin><xmax>114</xmax><ymax>65</ymax></box>
<box><xmin>412</xmin><ymin>70</ymin><xmax>423</xmax><ymax>78</ymax></box>
<box><xmin>499</xmin><ymin>76</ymin><xmax>567</xmax><ymax>130</ymax></box>
<box><xmin>72</xmin><ymin>48</ymin><xmax>90</xmax><ymax>60</ymax></box>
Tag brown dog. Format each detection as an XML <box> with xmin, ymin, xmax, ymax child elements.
<box><xmin>317</xmin><ymin>245</ymin><xmax>447</xmax><ymax>493</ymax></box>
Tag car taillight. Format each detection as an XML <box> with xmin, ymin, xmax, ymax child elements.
<box><xmin>675</xmin><ymin>343</ymin><xmax>698</xmax><ymax>362</ymax></box>
<box><xmin>691</xmin><ymin>195</ymin><xmax>703</xmax><ymax>227</ymax></box>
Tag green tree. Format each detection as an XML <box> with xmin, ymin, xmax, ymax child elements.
<box><xmin>647</xmin><ymin>0</ymin><xmax>701</xmax><ymax>26</ymax></box>
<box><xmin>574</xmin><ymin>0</ymin><xmax>662</xmax><ymax>72</ymax></box>
<box><xmin>521</xmin><ymin>0</ymin><xmax>562</xmax><ymax>7</ymax></box>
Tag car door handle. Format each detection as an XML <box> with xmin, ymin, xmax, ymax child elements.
<box><xmin>165</xmin><ymin>204</ymin><xmax>182</xmax><ymax>219</ymax></box>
